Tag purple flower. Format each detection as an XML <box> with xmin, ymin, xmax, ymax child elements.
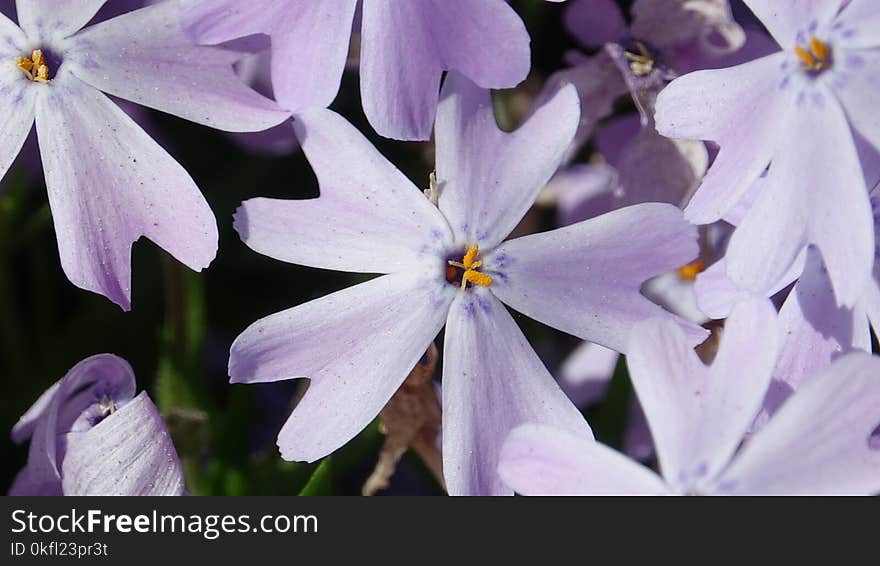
<box><xmin>0</xmin><ymin>1</ymin><xmax>289</xmax><ymax>309</ymax></box>
<box><xmin>179</xmin><ymin>0</ymin><xmax>551</xmax><ymax>140</ymax></box>
<box><xmin>229</xmin><ymin>73</ymin><xmax>705</xmax><ymax>495</ymax></box>
<box><xmin>10</xmin><ymin>354</ymin><xmax>184</xmax><ymax>496</ymax></box>
<box><xmin>499</xmin><ymin>298</ymin><xmax>880</xmax><ymax>495</ymax></box>
<box><xmin>656</xmin><ymin>0</ymin><xmax>880</xmax><ymax>307</ymax></box>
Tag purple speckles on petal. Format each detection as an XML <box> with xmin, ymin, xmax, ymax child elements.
<box><xmin>807</xmin><ymin>20</ymin><xmax>818</xmax><ymax>34</ymax></box>
<box><xmin>476</xmin><ymin>294</ymin><xmax>493</xmax><ymax>315</ymax></box>
<box><xmin>475</xmin><ymin>229</ymin><xmax>488</xmax><ymax>241</ymax></box>
<box><xmin>811</xmin><ymin>91</ymin><xmax>824</xmax><ymax>108</ymax></box>
<box><xmin>796</xmin><ymin>90</ymin><xmax>807</xmax><ymax>105</ymax></box>
<box><xmin>796</xmin><ymin>31</ymin><xmax>806</xmax><ymax>45</ymax></box>
<box><xmin>842</xmin><ymin>29</ymin><xmax>857</xmax><ymax>39</ymax></box>
<box><xmin>716</xmin><ymin>480</ymin><xmax>737</xmax><ymax>493</ymax></box>
<box><xmin>845</xmin><ymin>54</ymin><xmax>865</xmax><ymax>70</ymax></box>
<box><xmin>778</xmin><ymin>76</ymin><xmax>790</xmax><ymax>91</ymax></box>
<box><xmin>694</xmin><ymin>462</ymin><xmax>708</xmax><ymax>478</ymax></box>
<box><xmin>462</xmin><ymin>298</ymin><xmax>477</xmax><ymax>318</ymax></box>
<box><xmin>430</xmin><ymin>228</ymin><xmax>443</xmax><ymax>240</ymax></box>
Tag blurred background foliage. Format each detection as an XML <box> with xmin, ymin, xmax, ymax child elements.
<box><xmin>1</xmin><ymin>0</ymin><xmax>641</xmax><ymax>495</ymax></box>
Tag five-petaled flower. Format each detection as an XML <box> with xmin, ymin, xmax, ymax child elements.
<box><xmin>228</xmin><ymin>72</ymin><xmax>705</xmax><ymax>496</ymax></box>
<box><xmin>0</xmin><ymin>1</ymin><xmax>288</xmax><ymax>309</ymax></box>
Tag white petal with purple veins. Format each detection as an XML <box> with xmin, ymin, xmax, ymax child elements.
<box><xmin>61</xmin><ymin>392</ymin><xmax>185</xmax><ymax>496</ymax></box>
<box><xmin>442</xmin><ymin>291</ymin><xmax>591</xmax><ymax>496</ymax></box>
<box><xmin>235</xmin><ymin>109</ymin><xmax>452</xmax><ymax>274</ymax></box>
<box><xmin>35</xmin><ymin>72</ymin><xmax>218</xmax><ymax>310</ymax></box>
<box><xmin>67</xmin><ymin>2</ymin><xmax>288</xmax><ymax>132</ymax></box>
<box><xmin>716</xmin><ymin>352</ymin><xmax>880</xmax><ymax>495</ymax></box>
<box><xmin>499</xmin><ymin>424</ymin><xmax>669</xmax><ymax>495</ymax></box>
<box><xmin>435</xmin><ymin>73</ymin><xmax>580</xmax><ymax>247</ymax></box>
<box><xmin>488</xmin><ymin>203</ymin><xmax>706</xmax><ymax>353</ymax></box>
<box><xmin>230</xmin><ymin>272</ymin><xmax>454</xmax><ymax>463</ymax></box>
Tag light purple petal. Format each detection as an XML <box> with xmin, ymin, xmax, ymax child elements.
<box><xmin>656</xmin><ymin>53</ymin><xmax>789</xmax><ymax>224</ymax></box>
<box><xmin>15</xmin><ymin>0</ymin><xmax>106</xmax><ymax>40</ymax></box>
<box><xmin>15</xmin><ymin>354</ymin><xmax>136</xmax><ymax>494</ymax></box>
<box><xmin>11</xmin><ymin>380</ymin><xmax>61</xmax><ymax>445</ymax></box>
<box><xmin>726</xmin><ymin>88</ymin><xmax>873</xmax><ymax>307</ymax></box>
<box><xmin>834</xmin><ymin>48</ymin><xmax>880</xmax><ymax>153</ymax></box>
<box><xmin>642</xmin><ymin>272</ymin><xmax>709</xmax><ymax>325</ymax></box>
<box><xmin>717</xmin><ymin>352</ymin><xmax>880</xmax><ymax>495</ymax></box>
<box><xmin>774</xmin><ymin>249</ymin><xmax>870</xmax><ymax>392</ymax></box>
<box><xmin>180</xmin><ymin>0</ymin><xmax>357</xmax><ymax>113</ymax></box>
<box><xmin>741</xmin><ymin>0</ymin><xmax>843</xmax><ymax>48</ymax></box>
<box><xmin>360</xmin><ymin>0</ymin><xmax>531</xmax><ymax>140</ymax></box>
<box><xmin>498</xmin><ymin>424</ymin><xmax>669</xmax><ymax>495</ymax></box>
<box><xmin>61</xmin><ymin>392</ymin><xmax>184</xmax><ymax>495</ymax></box>
<box><xmin>551</xmin><ymin>163</ymin><xmax>621</xmax><ymax>226</ymax></box>
<box><xmin>235</xmin><ymin>108</ymin><xmax>452</xmax><ymax>274</ymax></box>
<box><xmin>442</xmin><ymin>291</ymin><xmax>591</xmax><ymax>496</ymax></box>
<box><xmin>0</xmin><ymin>8</ymin><xmax>26</xmax><ymax>55</ymax></box>
<box><xmin>631</xmin><ymin>0</ymin><xmax>745</xmax><ymax>55</ymax></box>
<box><xmin>538</xmin><ymin>52</ymin><xmax>627</xmax><ymax>163</ymax></box>
<box><xmin>559</xmin><ymin>342</ymin><xmax>620</xmax><ymax>408</ymax></box>
<box><xmin>436</xmin><ymin>73</ymin><xmax>579</xmax><ymax>247</ymax></box>
<box><xmin>694</xmin><ymin>249</ymin><xmax>806</xmax><ymax>319</ymax></box>
<box><xmin>627</xmin><ymin>298</ymin><xmax>778</xmax><ymax>492</ymax></box>
<box><xmin>0</xmin><ymin>63</ymin><xmax>37</xmax><ymax>184</ymax></box>
<box><xmin>834</xmin><ymin>0</ymin><xmax>880</xmax><ymax>49</ymax></box>
<box><xmin>67</xmin><ymin>2</ymin><xmax>288</xmax><ymax>132</ymax></box>
<box><xmin>488</xmin><ymin>203</ymin><xmax>706</xmax><ymax>353</ymax></box>
<box><xmin>230</xmin><ymin>272</ymin><xmax>454</xmax><ymax>462</ymax></box>
<box><xmin>35</xmin><ymin>72</ymin><xmax>218</xmax><ymax>310</ymax></box>
<box><xmin>564</xmin><ymin>0</ymin><xmax>626</xmax><ymax>48</ymax></box>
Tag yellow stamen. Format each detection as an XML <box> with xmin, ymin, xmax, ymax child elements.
<box><xmin>462</xmin><ymin>244</ymin><xmax>480</xmax><ymax>269</ymax></box>
<box><xmin>462</xmin><ymin>270</ymin><xmax>493</xmax><ymax>288</ymax></box>
<box><xmin>447</xmin><ymin>244</ymin><xmax>493</xmax><ymax>289</ymax></box>
<box><xmin>794</xmin><ymin>45</ymin><xmax>817</xmax><ymax>69</ymax></box>
<box><xmin>677</xmin><ymin>260</ymin><xmax>706</xmax><ymax>282</ymax></box>
<box><xmin>809</xmin><ymin>37</ymin><xmax>830</xmax><ymax>61</ymax></box>
<box><xmin>15</xmin><ymin>49</ymin><xmax>51</xmax><ymax>83</ymax></box>
<box><xmin>795</xmin><ymin>37</ymin><xmax>832</xmax><ymax>71</ymax></box>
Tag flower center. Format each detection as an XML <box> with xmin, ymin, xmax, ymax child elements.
<box><xmin>677</xmin><ymin>259</ymin><xmax>706</xmax><ymax>282</ymax></box>
<box><xmin>794</xmin><ymin>37</ymin><xmax>832</xmax><ymax>73</ymax></box>
<box><xmin>624</xmin><ymin>41</ymin><xmax>656</xmax><ymax>77</ymax></box>
<box><xmin>95</xmin><ymin>394</ymin><xmax>117</xmax><ymax>422</ymax></box>
<box><xmin>16</xmin><ymin>49</ymin><xmax>52</xmax><ymax>83</ymax></box>
<box><xmin>445</xmin><ymin>244</ymin><xmax>493</xmax><ymax>290</ymax></box>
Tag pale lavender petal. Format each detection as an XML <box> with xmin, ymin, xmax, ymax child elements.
<box><xmin>862</xmin><ymin>279</ymin><xmax>880</xmax><ymax>337</ymax></box>
<box><xmin>627</xmin><ymin>298</ymin><xmax>778</xmax><ymax>492</ymax></box>
<box><xmin>35</xmin><ymin>73</ymin><xmax>218</xmax><ymax>310</ymax></box>
<box><xmin>360</xmin><ymin>0</ymin><xmax>531</xmax><ymax>140</ymax></box>
<box><xmin>596</xmin><ymin>114</ymin><xmax>641</xmax><ymax>167</ymax></box>
<box><xmin>726</xmin><ymin>88</ymin><xmax>873</xmax><ymax>307</ymax></box>
<box><xmin>235</xmin><ymin>109</ymin><xmax>451</xmax><ymax>274</ymax></box>
<box><xmin>61</xmin><ymin>392</ymin><xmax>184</xmax><ymax>495</ymax></box>
<box><xmin>14</xmin><ymin>354</ymin><xmax>136</xmax><ymax>495</ymax></box>
<box><xmin>442</xmin><ymin>291</ymin><xmax>591</xmax><ymax>496</ymax></box>
<box><xmin>537</xmin><ymin>52</ymin><xmax>627</xmax><ymax>163</ymax></box>
<box><xmin>0</xmin><ymin>8</ymin><xmax>26</xmax><ymax>56</ymax></box>
<box><xmin>551</xmin><ymin>163</ymin><xmax>621</xmax><ymax>226</ymax></box>
<box><xmin>230</xmin><ymin>273</ymin><xmax>454</xmax><ymax>462</ymax></box>
<box><xmin>631</xmin><ymin>0</ymin><xmax>745</xmax><ymax>56</ymax></box>
<box><xmin>642</xmin><ymin>272</ymin><xmax>709</xmax><ymax>325</ymax></box>
<box><xmin>11</xmin><ymin>381</ymin><xmax>61</xmax><ymax>445</ymax></box>
<box><xmin>68</xmin><ymin>2</ymin><xmax>288</xmax><ymax>132</ymax></box>
<box><xmin>559</xmin><ymin>342</ymin><xmax>620</xmax><ymax>408</ymax></box>
<box><xmin>774</xmin><ymin>249</ymin><xmax>870</xmax><ymax>393</ymax></box>
<box><xmin>834</xmin><ymin>48</ymin><xmax>880</xmax><ymax>153</ymax></box>
<box><xmin>717</xmin><ymin>352</ymin><xmax>880</xmax><ymax>495</ymax></box>
<box><xmin>488</xmin><ymin>203</ymin><xmax>707</xmax><ymax>353</ymax></box>
<box><xmin>834</xmin><ymin>0</ymin><xmax>880</xmax><ymax>49</ymax></box>
<box><xmin>655</xmin><ymin>53</ymin><xmax>790</xmax><ymax>223</ymax></box>
<box><xmin>564</xmin><ymin>0</ymin><xmax>626</xmax><ymax>48</ymax></box>
<box><xmin>498</xmin><ymin>424</ymin><xmax>669</xmax><ymax>495</ymax></box>
<box><xmin>16</xmin><ymin>0</ymin><xmax>106</xmax><ymax>40</ymax></box>
<box><xmin>0</xmin><ymin>62</ymin><xmax>37</xmax><ymax>184</ymax></box>
<box><xmin>180</xmin><ymin>0</ymin><xmax>357</xmax><ymax>113</ymax></box>
<box><xmin>436</xmin><ymin>73</ymin><xmax>579</xmax><ymax>247</ymax></box>
<box><xmin>741</xmin><ymin>0</ymin><xmax>843</xmax><ymax>48</ymax></box>
<box><xmin>694</xmin><ymin>250</ymin><xmax>806</xmax><ymax>319</ymax></box>
<box><xmin>8</xmin><ymin>468</ymin><xmax>62</xmax><ymax>496</ymax></box>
